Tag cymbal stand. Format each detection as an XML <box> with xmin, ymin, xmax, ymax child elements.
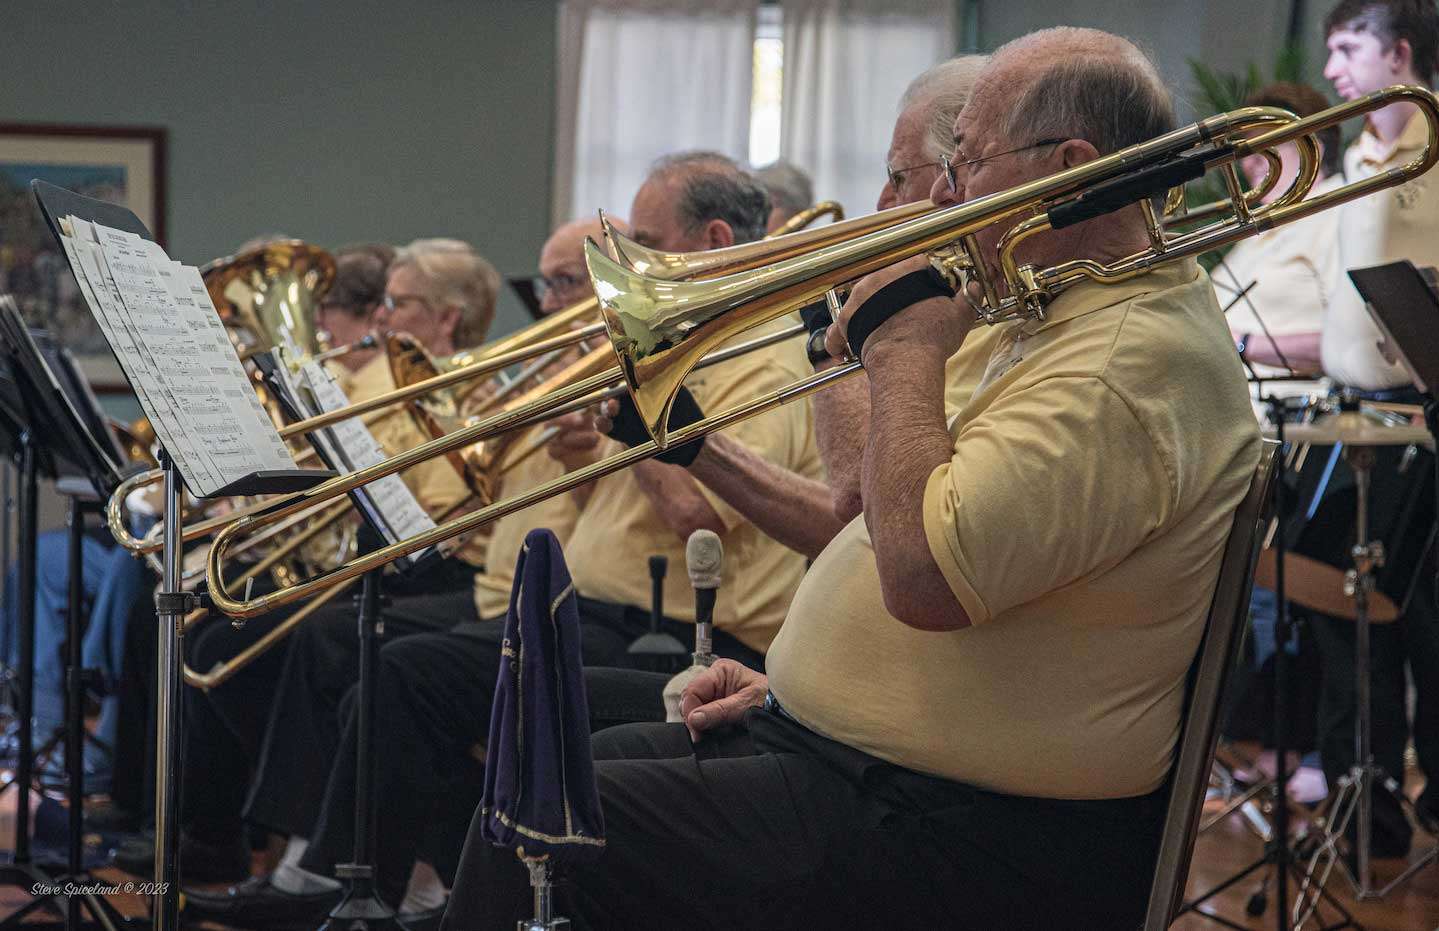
<box><xmin>1296</xmin><ymin>440</ymin><xmax>1436</xmax><ymax>914</ymax></box>
<box><xmin>1183</xmin><ymin>392</ymin><xmax>1358</xmax><ymax>931</ymax></box>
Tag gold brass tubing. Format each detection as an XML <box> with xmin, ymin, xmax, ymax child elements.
<box><xmin>180</xmin><ymin>497</ymin><xmax>353</xmax><ymax>632</ymax></box>
<box><xmin>769</xmin><ymin>200</ymin><xmax>847</xmax><ymax>237</ymax></box>
<box><xmin>601</xmin><ymin>200</ymin><xmax>930</xmax><ymax>279</ymax></box>
<box><xmin>205</xmin><ymin>323</ymin><xmax>811</xmax><ymax>618</ymax></box>
<box><xmin>460</xmin><ymin>295</ymin><xmax>600</xmax><ymax>367</ymax></box>
<box><xmin>275</xmin><ymin>323</ymin><xmax>609</xmax><ymax>439</ymax></box>
<box><xmin>182</xmin><ymin>577</ymin><xmax>357</xmax><ymax>690</ymax></box>
<box><xmin>209</xmin><ymin>361</ymin><xmax>863</xmax><ymax>619</ymax></box>
<box><xmin>206</xmin><ymin>356</ymin><xmax>624</xmax><ymax>614</ymax></box>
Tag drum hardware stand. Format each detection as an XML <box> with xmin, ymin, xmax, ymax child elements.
<box><xmin>319</xmin><ymin>566</ymin><xmax>410</xmax><ymax>931</ymax></box>
<box><xmin>1183</xmin><ymin>392</ymin><xmax>1360</xmax><ymax>931</ymax></box>
<box><xmin>1297</xmin><ymin>423</ymin><xmax>1439</xmax><ymax>909</ymax></box>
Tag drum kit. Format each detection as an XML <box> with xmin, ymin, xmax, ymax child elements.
<box><xmin>1253</xmin><ymin>389</ymin><xmax>1439</xmax><ymax>923</ymax></box>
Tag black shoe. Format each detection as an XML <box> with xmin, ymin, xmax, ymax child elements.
<box><xmin>110</xmin><ymin>830</ymin><xmax>250</xmax><ymax>883</ymax></box>
<box><xmin>182</xmin><ymin>873</ymin><xmax>342</xmax><ymax>929</ymax></box>
<box><xmin>84</xmin><ymin>801</ymin><xmax>140</xmax><ymax>834</ymax></box>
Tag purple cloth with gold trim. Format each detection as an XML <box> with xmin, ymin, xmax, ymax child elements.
<box><xmin>479</xmin><ymin>529</ymin><xmax>605</xmax><ymax>864</ymax></box>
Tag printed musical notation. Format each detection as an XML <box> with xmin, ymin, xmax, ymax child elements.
<box><xmin>296</xmin><ymin>360</ymin><xmax>438</xmax><ymax>551</ymax></box>
<box><xmin>58</xmin><ymin>218</ymin><xmax>295</xmax><ymax>497</ymax></box>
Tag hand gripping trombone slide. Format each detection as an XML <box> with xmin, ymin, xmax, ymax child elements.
<box><xmin>201</xmin><ymin>85</ymin><xmax>1439</xmax><ymax>622</ymax></box>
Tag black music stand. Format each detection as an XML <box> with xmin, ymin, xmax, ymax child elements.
<box><xmin>0</xmin><ymin>302</ymin><xmax>143</xmax><ymax>930</ymax></box>
<box><xmin>30</xmin><ymin>181</ymin><xmax>332</xmax><ymax>931</ymax></box>
<box><xmin>0</xmin><ymin>311</ymin><xmax>60</xmax><ymax>924</ymax></box>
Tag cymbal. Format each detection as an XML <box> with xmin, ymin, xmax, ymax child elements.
<box><xmin>1265</xmin><ymin>410</ymin><xmax>1433</xmax><ymax>447</ymax></box>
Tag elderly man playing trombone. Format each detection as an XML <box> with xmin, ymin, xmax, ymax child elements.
<box><xmin>443</xmin><ymin>27</ymin><xmax>1261</xmax><ymax>931</ymax></box>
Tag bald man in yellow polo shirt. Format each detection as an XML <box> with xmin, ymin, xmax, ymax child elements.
<box><xmin>548</xmin><ymin>151</ymin><xmax>824</xmax><ymax>665</ymax></box>
<box><xmin>444</xmin><ymin>28</ymin><xmax>1260</xmax><ymax>931</ymax></box>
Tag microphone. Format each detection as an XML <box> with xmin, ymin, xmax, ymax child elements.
<box><xmin>685</xmin><ymin>530</ymin><xmax>722</xmax><ymax>667</ymax></box>
<box><xmin>664</xmin><ymin>531</ymin><xmax>725</xmax><ymax>722</ymax></box>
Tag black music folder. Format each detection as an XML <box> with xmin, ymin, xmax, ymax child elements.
<box><xmin>1349</xmin><ymin>260</ymin><xmax>1439</xmax><ymax>394</ymax></box>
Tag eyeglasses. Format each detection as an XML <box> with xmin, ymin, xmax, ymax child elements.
<box><xmin>885</xmin><ymin>159</ymin><xmax>941</xmax><ymax>191</ymax></box>
<box><xmin>317</xmin><ymin>299</ymin><xmax>376</xmax><ymax>319</ymax></box>
<box><xmin>533</xmin><ymin>272</ymin><xmax>589</xmax><ymax>301</ymax></box>
<box><xmin>938</xmin><ymin>138</ymin><xmax>1067</xmax><ymax>193</ymax></box>
<box><xmin>380</xmin><ymin>293</ymin><xmax>434</xmax><ymax>314</ymax></box>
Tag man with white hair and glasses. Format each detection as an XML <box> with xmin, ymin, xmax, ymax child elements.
<box><xmin>444</xmin><ymin>29</ymin><xmax>1259</xmax><ymax>930</ymax></box>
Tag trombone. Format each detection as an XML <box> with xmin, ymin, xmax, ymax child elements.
<box><xmin>178</xmin><ymin>203</ymin><xmax>854</xmax><ymax>685</ymax></box>
<box><xmin>201</xmin><ymin>85</ymin><xmax>1439</xmax><ymax>620</ymax></box>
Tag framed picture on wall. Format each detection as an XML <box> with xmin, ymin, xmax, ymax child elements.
<box><xmin>0</xmin><ymin>123</ymin><xmax>166</xmax><ymax>391</ymax></box>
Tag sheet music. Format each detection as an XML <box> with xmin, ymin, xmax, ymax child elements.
<box><xmin>295</xmin><ymin>360</ymin><xmax>437</xmax><ymax>549</ymax></box>
<box><xmin>63</xmin><ymin>220</ymin><xmax>212</xmax><ymax>489</ymax></box>
<box><xmin>58</xmin><ymin>217</ymin><xmax>295</xmax><ymax>497</ymax></box>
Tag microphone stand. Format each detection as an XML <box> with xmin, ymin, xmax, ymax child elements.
<box><xmin>320</xmin><ymin>566</ymin><xmax>409</xmax><ymax>931</ymax></box>
<box><xmin>627</xmin><ymin>556</ymin><xmax>686</xmax><ymax>671</ymax></box>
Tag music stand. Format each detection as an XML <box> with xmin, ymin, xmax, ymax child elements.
<box><xmin>30</xmin><ymin>181</ymin><xmax>333</xmax><ymax>931</ymax></box>
<box><xmin>0</xmin><ymin>310</ymin><xmax>58</xmax><ymax>924</ymax></box>
<box><xmin>0</xmin><ymin>302</ymin><xmax>143</xmax><ymax>929</ymax></box>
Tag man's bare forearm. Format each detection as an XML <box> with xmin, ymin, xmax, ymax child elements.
<box><xmin>812</xmin><ymin>367</ymin><xmax>871</xmax><ymax>521</ymax></box>
<box><xmin>687</xmin><ymin>434</ymin><xmax>846</xmax><ymax>559</ymax></box>
<box><xmin>1242</xmin><ymin>331</ymin><xmax>1321</xmax><ymax>373</ymax></box>
<box><xmin>861</xmin><ymin>336</ymin><xmax>968</xmax><ymax>630</ymax></box>
<box><xmin>631</xmin><ymin>460</ymin><xmax>727</xmax><ymax>542</ymax></box>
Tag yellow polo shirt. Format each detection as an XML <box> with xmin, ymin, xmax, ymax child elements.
<box><xmin>767</xmin><ymin>260</ymin><xmax>1261</xmax><ymax>799</ymax></box>
<box><xmin>342</xmin><ymin>354</ymin><xmax>487</xmax><ymax>567</ymax></box>
<box><xmin>472</xmin><ymin>427</ymin><xmax>581</xmax><ymax>619</ymax></box>
<box><xmin>943</xmin><ymin>319</ymin><xmax>1004</xmax><ymax>413</ymax></box>
<box><xmin>1323</xmin><ymin>109</ymin><xmax>1439</xmax><ymax>389</ymax></box>
<box><xmin>564</xmin><ymin>321</ymin><xmax>823</xmax><ymax>653</ymax></box>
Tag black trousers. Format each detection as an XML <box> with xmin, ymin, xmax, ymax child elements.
<box><xmin>296</xmin><ymin>597</ymin><xmax>763</xmax><ymax>904</ymax></box>
<box><xmin>241</xmin><ymin>573</ymin><xmax>478</xmax><ymax>840</ymax></box>
<box><xmin>441</xmin><ymin>709</ymin><xmax>1167</xmax><ymax>931</ymax></box>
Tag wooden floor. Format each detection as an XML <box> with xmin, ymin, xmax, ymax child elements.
<box><xmin>2</xmin><ymin>777</ymin><xmax>1436</xmax><ymax>928</ymax></box>
<box><xmin>1175</xmin><ymin>801</ymin><xmax>1439</xmax><ymax>930</ymax></box>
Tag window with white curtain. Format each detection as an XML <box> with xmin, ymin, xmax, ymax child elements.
<box><xmin>555</xmin><ymin>0</ymin><xmax>953</xmax><ymax>226</ymax></box>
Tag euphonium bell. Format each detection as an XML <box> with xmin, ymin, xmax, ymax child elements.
<box><xmin>202</xmin><ymin>240</ymin><xmax>336</xmax><ymax>360</ymax></box>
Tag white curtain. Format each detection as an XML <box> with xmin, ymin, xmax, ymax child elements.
<box><xmin>554</xmin><ymin>0</ymin><xmax>759</xmax><ymax>227</ymax></box>
<box><xmin>780</xmin><ymin>0</ymin><xmax>954</xmax><ymax>215</ymax></box>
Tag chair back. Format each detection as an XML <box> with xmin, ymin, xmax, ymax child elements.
<box><xmin>1142</xmin><ymin>440</ymin><xmax>1281</xmax><ymax>930</ymax></box>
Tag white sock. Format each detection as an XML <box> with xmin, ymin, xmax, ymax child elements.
<box><xmin>279</xmin><ymin>836</ymin><xmax>308</xmax><ymax>868</ymax></box>
<box><xmin>270</xmin><ymin>836</ymin><xmax>341</xmax><ymax>895</ymax></box>
<box><xmin>399</xmin><ymin>861</ymin><xmax>448</xmax><ymax>913</ymax></box>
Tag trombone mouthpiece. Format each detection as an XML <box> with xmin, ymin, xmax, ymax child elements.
<box><xmin>685</xmin><ymin>529</ymin><xmax>723</xmax><ymax>590</ymax></box>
